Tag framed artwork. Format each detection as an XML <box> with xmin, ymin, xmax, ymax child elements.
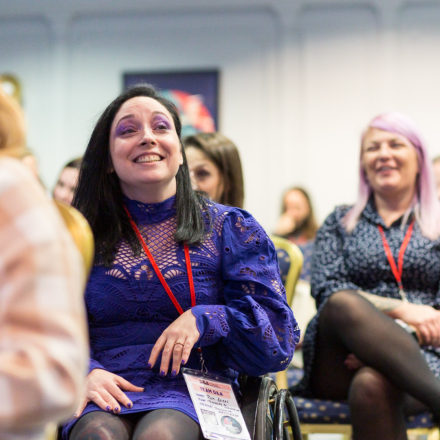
<box><xmin>124</xmin><ymin>70</ymin><xmax>219</xmax><ymax>137</ymax></box>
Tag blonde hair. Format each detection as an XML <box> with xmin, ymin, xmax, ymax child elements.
<box><xmin>0</xmin><ymin>90</ymin><xmax>26</xmax><ymax>158</ymax></box>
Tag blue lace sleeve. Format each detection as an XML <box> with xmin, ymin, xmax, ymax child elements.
<box><xmin>191</xmin><ymin>209</ymin><xmax>300</xmax><ymax>376</ymax></box>
<box><xmin>89</xmin><ymin>349</ymin><xmax>106</xmax><ymax>374</ymax></box>
<box><xmin>311</xmin><ymin>207</ymin><xmax>360</xmax><ymax>310</ymax></box>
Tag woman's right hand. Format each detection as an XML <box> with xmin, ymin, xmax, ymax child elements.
<box><xmin>74</xmin><ymin>369</ymin><xmax>144</xmax><ymax>418</ymax></box>
<box><xmin>391</xmin><ymin>302</ymin><xmax>440</xmax><ymax>346</ymax></box>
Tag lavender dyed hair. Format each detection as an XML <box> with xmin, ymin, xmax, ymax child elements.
<box><xmin>344</xmin><ymin>112</ymin><xmax>440</xmax><ymax>240</ymax></box>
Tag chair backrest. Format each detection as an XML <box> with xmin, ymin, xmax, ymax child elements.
<box><xmin>270</xmin><ymin>235</ymin><xmax>303</xmax><ymax>306</ymax></box>
<box><xmin>54</xmin><ymin>200</ymin><xmax>94</xmax><ymax>273</ymax></box>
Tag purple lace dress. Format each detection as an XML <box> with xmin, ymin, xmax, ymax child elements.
<box><xmin>62</xmin><ymin>196</ymin><xmax>299</xmax><ymax>437</ymax></box>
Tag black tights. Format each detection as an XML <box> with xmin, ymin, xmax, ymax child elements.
<box><xmin>310</xmin><ymin>290</ymin><xmax>440</xmax><ymax>440</ymax></box>
<box><xmin>69</xmin><ymin>409</ymin><xmax>205</xmax><ymax>440</ymax></box>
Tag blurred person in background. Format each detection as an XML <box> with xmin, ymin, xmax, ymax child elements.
<box><xmin>274</xmin><ymin>187</ymin><xmax>318</xmax><ymax>282</ymax></box>
<box><xmin>274</xmin><ymin>187</ymin><xmax>318</xmax><ymax>246</ymax></box>
<box><xmin>184</xmin><ymin>132</ymin><xmax>244</xmax><ymax>208</ymax></box>
<box><xmin>21</xmin><ymin>148</ymin><xmax>48</xmax><ymax>190</ymax></box>
<box><xmin>53</xmin><ymin>157</ymin><xmax>82</xmax><ymax>205</ymax></box>
<box><xmin>432</xmin><ymin>156</ymin><xmax>440</xmax><ymax>199</ymax></box>
<box><xmin>21</xmin><ymin>148</ymin><xmax>39</xmax><ymax>180</ymax></box>
<box><xmin>292</xmin><ymin>112</ymin><xmax>440</xmax><ymax>440</ymax></box>
<box><xmin>0</xmin><ymin>90</ymin><xmax>88</xmax><ymax>439</ymax></box>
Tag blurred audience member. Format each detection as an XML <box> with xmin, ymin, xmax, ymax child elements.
<box><xmin>0</xmin><ymin>90</ymin><xmax>88</xmax><ymax>439</ymax></box>
<box><xmin>275</xmin><ymin>187</ymin><xmax>318</xmax><ymax>282</ymax></box>
<box><xmin>292</xmin><ymin>112</ymin><xmax>440</xmax><ymax>440</ymax></box>
<box><xmin>432</xmin><ymin>156</ymin><xmax>440</xmax><ymax>199</ymax></box>
<box><xmin>21</xmin><ymin>148</ymin><xmax>40</xmax><ymax>180</ymax></box>
<box><xmin>53</xmin><ymin>157</ymin><xmax>82</xmax><ymax>205</ymax></box>
<box><xmin>275</xmin><ymin>187</ymin><xmax>318</xmax><ymax>245</ymax></box>
<box><xmin>184</xmin><ymin>132</ymin><xmax>244</xmax><ymax>208</ymax></box>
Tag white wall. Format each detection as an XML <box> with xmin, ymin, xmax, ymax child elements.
<box><xmin>1</xmin><ymin>0</ymin><xmax>440</xmax><ymax>231</ymax></box>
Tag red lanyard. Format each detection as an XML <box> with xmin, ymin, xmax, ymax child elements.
<box><xmin>124</xmin><ymin>207</ymin><xmax>196</xmax><ymax>315</ymax></box>
<box><xmin>377</xmin><ymin>220</ymin><xmax>415</xmax><ymax>301</ymax></box>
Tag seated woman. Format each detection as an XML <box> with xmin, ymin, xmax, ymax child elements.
<box><xmin>63</xmin><ymin>85</ymin><xmax>299</xmax><ymax>440</ymax></box>
<box><xmin>183</xmin><ymin>132</ymin><xmax>244</xmax><ymax>208</ymax></box>
<box><xmin>292</xmin><ymin>112</ymin><xmax>440</xmax><ymax>440</ymax></box>
<box><xmin>274</xmin><ymin>187</ymin><xmax>318</xmax><ymax>282</ymax></box>
<box><xmin>53</xmin><ymin>157</ymin><xmax>82</xmax><ymax>205</ymax></box>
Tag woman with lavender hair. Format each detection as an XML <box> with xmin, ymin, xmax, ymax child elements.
<box><xmin>291</xmin><ymin>112</ymin><xmax>440</xmax><ymax>439</ymax></box>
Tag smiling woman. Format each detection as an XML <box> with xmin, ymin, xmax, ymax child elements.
<box><xmin>63</xmin><ymin>84</ymin><xmax>299</xmax><ymax>440</ymax></box>
<box><xmin>360</xmin><ymin>128</ymin><xmax>419</xmax><ymax>226</ymax></box>
<box><xmin>291</xmin><ymin>112</ymin><xmax>440</xmax><ymax>440</ymax></box>
<box><xmin>109</xmin><ymin>97</ymin><xmax>183</xmax><ymax>203</ymax></box>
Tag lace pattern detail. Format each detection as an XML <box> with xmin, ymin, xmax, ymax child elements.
<box><xmin>201</xmin><ymin>306</ymin><xmax>229</xmax><ymax>345</ymax></box>
<box><xmin>124</xmin><ymin>195</ymin><xmax>176</xmax><ymax>225</ymax></box>
<box><xmin>66</xmin><ymin>198</ymin><xmax>299</xmax><ymax>437</ymax></box>
<box><xmin>234</xmin><ymin>215</ymin><xmax>265</xmax><ymax>252</ymax></box>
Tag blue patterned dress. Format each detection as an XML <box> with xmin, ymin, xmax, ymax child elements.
<box><xmin>294</xmin><ymin>199</ymin><xmax>440</xmax><ymax>396</ymax></box>
<box><xmin>62</xmin><ymin>196</ymin><xmax>299</xmax><ymax>437</ymax></box>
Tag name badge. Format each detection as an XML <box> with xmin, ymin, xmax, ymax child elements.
<box><xmin>182</xmin><ymin>368</ymin><xmax>251</xmax><ymax>440</ymax></box>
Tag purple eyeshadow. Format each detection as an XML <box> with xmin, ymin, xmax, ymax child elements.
<box><xmin>115</xmin><ymin>124</ymin><xmax>134</xmax><ymax>136</ymax></box>
<box><xmin>154</xmin><ymin>115</ymin><xmax>171</xmax><ymax>129</ymax></box>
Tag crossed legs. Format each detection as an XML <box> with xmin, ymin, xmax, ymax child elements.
<box><xmin>69</xmin><ymin>409</ymin><xmax>205</xmax><ymax>440</ymax></box>
<box><xmin>310</xmin><ymin>290</ymin><xmax>440</xmax><ymax>440</ymax></box>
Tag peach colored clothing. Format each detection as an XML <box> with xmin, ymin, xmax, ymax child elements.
<box><xmin>0</xmin><ymin>158</ymin><xmax>88</xmax><ymax>440</ymax></box>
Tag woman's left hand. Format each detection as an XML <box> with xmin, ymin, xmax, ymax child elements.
<box><xmin>148</xmin><ymin>309</ymin><xmax>200</xmax><ymax>376</ymax></box>
<box><xmin>390</xmin><ymin>302</ymin><xmax>440</xmax><ymax>346</ymax></box>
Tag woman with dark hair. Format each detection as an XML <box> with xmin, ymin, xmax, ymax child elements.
<box><xmin>184</xmin><ymin>132</ymin><xmax>244</xmax><ymax>208</ymax></box>
<box><xmin>274</xmin><ymin>187</ymin><xmax>318</xmax><ymax>246</ymax></box>
<box><xmin>63</xmin><ymin>84</ymin><xmax>299</xmax><ymax>440</ymax></box>
<box><xmin>53</xmin><ymin>157</ymin><xmax>82</xmax><ymax>205</ymax></box>
<box><xmin>274</xmin><ymin>187</ymin><xmax>318</xmax><ymax>283</ymax></box>
<box><xmin>292</xmin><ymin>112</ymin><xmax>440</xmax><ymax>440</ymax></box>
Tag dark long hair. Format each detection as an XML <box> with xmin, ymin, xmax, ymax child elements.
<box><xmin>65</xmin><ymin>157</ymin><xmax>82</xmax><ymax>169</ymax></box>
<box><xmin>73</xmin><ymin>84</ymin><xmax>209</xmax><ymax>265</ymax></box>
<box><xmin>281</xmin><ymin>187</ymin><xmax>318</xmax><ymax>240</ymax></box>
<box><xmin>183</xmin><ymin>132</ymin><xmax>244</xmax><ymax>208</ymax></box>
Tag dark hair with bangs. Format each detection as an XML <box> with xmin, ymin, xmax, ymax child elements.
<box><xmin>72</xmin><ymin>84</ymin><xmax>209</xmax><ymax>265</ymax></box>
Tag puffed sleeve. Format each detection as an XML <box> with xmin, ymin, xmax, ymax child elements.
<box><xmin>311</xmin><ymin>207</ymin><xmax>360</xmax><ymax>310</ymax></box>
<box><xmin>191</xmin><ymin>209</ymin><xmax>300</xmax><ymax>376</ymax></box>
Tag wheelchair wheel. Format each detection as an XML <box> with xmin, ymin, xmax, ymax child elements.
<box><xmin>240</xmin><ymin>375</ymin><xmax>302</xmax><ymax>440</ymax></box>
<box><xmin>273</xmin><ymin>389</ymin><xmax>302</xmax><ymax>440</ymax></box>
<box><xmin>240</xmin><ymin>375</ymin><xmax>277</xmax><ymax>440</ymax></box>
<box><xmin>254</xmin><ymin>376</ymin><xmax>278</xmax><ymax>440</ymax></box>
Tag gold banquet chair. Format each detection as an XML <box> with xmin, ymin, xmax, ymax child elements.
<box><xmin>270</xmin><ymin>236</ymin><xmax>303</xmax><ymax>390</ymax></box>
<box><xmin>55</xmin><ymin>200</ymin><xmax>94</xmax><ymax>272</ymax></box>
<box><xmin>46</xmin><ymin>201</ymin><xmax>94</xmax><ymax>440</ymax></box>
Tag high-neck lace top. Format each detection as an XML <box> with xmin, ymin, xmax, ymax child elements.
<box><xmin>63</xmin><ymin>196</ymin><xmax>299</xmax><ymax>436</ymax></box>
<box><xmin>124</xmin><ymin>194</ymin><xmax>176</xmax><ymax>225</ymax></box>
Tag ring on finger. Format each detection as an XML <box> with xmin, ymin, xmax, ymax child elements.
<box><xmin>174</xmin><ymin>341</ymin><xmax>184</xmax><ymax>347</ymax></box>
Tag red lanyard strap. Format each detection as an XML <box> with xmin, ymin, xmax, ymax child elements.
<box><xmin>124</xmin><ymin>206</ymin><xmax>196</xmax><ymax>315</ymax></box>
<box><xmin>377</xmin><ymin>220</ymin><xmax>415</xmax><ymax>292</ymax></box>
